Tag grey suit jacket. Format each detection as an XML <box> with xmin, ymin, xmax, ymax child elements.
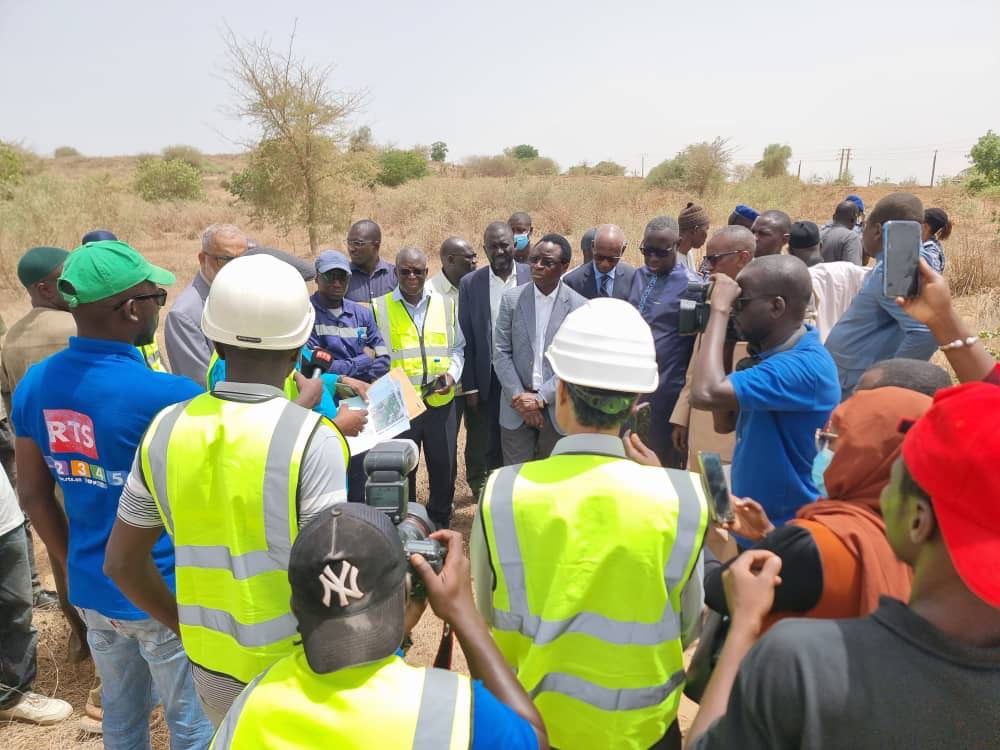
<box><xmin>562</xmin><ymin>260</ymin><xmax>637</xmax><ymax>301</ymax></box>
<box><xmin>492</xmin><ymin>282</ymin><xmax>587</xmax><ymax>430</ymax></box>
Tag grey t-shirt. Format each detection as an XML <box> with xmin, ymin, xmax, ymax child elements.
<box><xmin>820</xmin><ymin>225</ymin><xmax>863</xmax><ymax>265</ymax></box>
<box><xmin>690</xmin><ymin>598</ymin><xmax>1000</xmax><ymax>749</ymax></box>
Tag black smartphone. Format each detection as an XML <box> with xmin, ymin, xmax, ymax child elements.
<box><xmin>882</xmin><ymin>220</ymin><xmax>922</xmax><ymax>299</ymax></box>
<box><xmin>624</xmin><ymin>402</ymin><xmax>652</xmax><ymax>445</ymax></box>
<box><xmin>697</xmin><ymin>451</ymin><xmax>733</xmax><ymax>524</ymax></box>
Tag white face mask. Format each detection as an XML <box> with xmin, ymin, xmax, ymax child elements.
<box><xmin>811</xmin><ymin>447</ymin><xmax>834</xmax><ymax>497</ymax></box>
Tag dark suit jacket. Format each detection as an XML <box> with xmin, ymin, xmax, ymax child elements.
<box><xmin>562</xmin><ymin>261</ymin><xmax>636</xmax><ymax>300</ymax></box>
<box><xmin>458</xmin><ymin>263</ymin><xmax>531</xmax><ymax>401</ymax></box>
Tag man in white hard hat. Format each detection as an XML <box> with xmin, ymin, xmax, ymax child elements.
<box><xmin>104</xmin><ymin>254</ymin><xmax>351</xmax><ymax>726</ymax></box>
<box><xmin>471</xmin><ymin>298</ymin><xmax>709</xmax><ymax>750</ymax></box>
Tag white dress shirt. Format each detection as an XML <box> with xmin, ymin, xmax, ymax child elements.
<box><xmin>428</xmin><ymin>272</ymin><xmax>459</xmax><ymax>311</ymax></box>
<box><xmin>489</xmin><ymin>267</ymin><xmax>519</xmax><ymax>328</ymax></box>
<box><xmin>391</xmin><ymin>287</ymin><xmax>466</xmax><ymax>383</ymax></box>
<box><xmin>531</xmin><ymin>282</ymin><xmax>559</xmax><ymax>391</ymax></box>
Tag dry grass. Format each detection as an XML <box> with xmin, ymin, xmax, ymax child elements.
<box><xmin>1</xmin><ymin>156</ymin><xmax>997</xmax><ymax>747</ymax></box>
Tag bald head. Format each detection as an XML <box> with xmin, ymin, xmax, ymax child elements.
<box><xmin>712</xmin><ymin>225</ymin><xmax>756</xmax><ymax>254</ymax></box>
<box><xmin>440</xmin><ymin>236</ymin><xmax>477</xmax><ymax>285</ymax></box>
<box><xmin>396</xmin><ymin>246</ymin><xmax>426</xmax><ymax>267</ymax></box>
<box><xmin>739</xmin><ymin>255</ymin><xmax>813</xmax><ymax>316</ymax></box>
<box><xmin>593</xmin><ymin>224</ymin><xmax>626</xmax><ymax>251</ymax></box>
<box><xmin>868</xmin><ymin>192</ymin><xmax>924</xmax><ymax>226</ymax></box>
<box><xmin>580</xmin><ymin>227</ymin><xmax>597</xmax><ymax>264</ymax></box>
<box><xmin>832</xmin><ymin>200</ymin><xmax>859</xmax><ymax>228</ymax></box>
<box><xmin>752</xmin><ymin>210</ymin><xmax>791</xmax><ymax>257</ymax></box>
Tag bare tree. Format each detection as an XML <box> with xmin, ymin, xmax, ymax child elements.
<box><xmin>222</xmin><ymin>23</ymin><xmax>366</xmax><ymax>252</ymax></box>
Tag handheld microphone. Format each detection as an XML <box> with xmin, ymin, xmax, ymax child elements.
<box><xmin>309</xmin><ymin>348</ymin><xmax>335</xmax><ymax>379</ymax></box>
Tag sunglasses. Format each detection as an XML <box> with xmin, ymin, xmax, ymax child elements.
<box><xmin>704</xmin><ymin>250</ymin><xmax>741</xmax><ymax>265</ymax></box>
<box><xmin>398</xmin><ymin>268</ymin><xmax>427</xmax><ymax>278</ymax></box>
<box><xmin>815</xmin><ymin>426</ymin><xmax>839</xmax><ymax>452</ymax></box>
<box><xmin>319</xmin><ymin>270</ymin><xmax>348</xmax><ymax>283</ymax></box>
<box><xmin>205</xmin><ymin>253</ymin><xmax>237</xmax><ymax>265</ymax></box>
<box><xmin>640</xmin><ymin>245</ymin><xmax>676</xmax><ymax>258</ymax></box>
<box><xmin>113</xmin><ymin>288</ymin><xmax>168</xmax><ymax>310</ymax></box>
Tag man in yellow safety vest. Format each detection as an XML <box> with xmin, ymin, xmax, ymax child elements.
<box><xmin>104</xmin><ymin>254</ymin><xmax>353</xmax><ymax>726</ymax></box>
<box><xmin>471</xmin><ymin>297</ymin><xmax>710</xmax><ymax>750</ymax></box>
<box><xmin>210</xmin><ymin>503</ymin><xmax>549</xmax><ymax>749</ymax></box>
<box><xmin>372</xmin><ymin>247</ymin><xmax>465</xmax><ymax>529</ymax></box>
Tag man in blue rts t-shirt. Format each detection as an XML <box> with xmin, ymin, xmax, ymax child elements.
<box><xmin>12</xmin><ymin>240</ymin><xmax>212</xmax><ymax>750</ymax></box>
<box><xmin>690</xmin><ymin>255</ymin><xmax>840</xmax><ymax>525</ymax></box>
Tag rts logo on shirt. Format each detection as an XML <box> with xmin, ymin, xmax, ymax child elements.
<box><xmin>43</xmin><ymin>409</ymin><xmax>99</xmax><ymax>459</ymax></box>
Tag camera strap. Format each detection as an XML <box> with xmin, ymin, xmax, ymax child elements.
<box><xmin>433</xmin><ymin>623</ymin><xmax>454</xmax><ymax>670</ymax></box>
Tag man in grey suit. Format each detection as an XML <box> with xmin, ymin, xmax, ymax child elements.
<box><xmin>458</xmin><ymin>222</ymin><xmax>531</xmax><ymax>495</ymax></box>
<box><xmin>493</xmin><ymin>234</ymin><xmax>587</xmax><ymax>464</ymax></box>
<box><xmin>562</xmin><ymin>224</ymin><xmax>636</xmax><ymax>300</ymax></box>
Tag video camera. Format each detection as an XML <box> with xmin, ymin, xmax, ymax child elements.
<box><xmin>678</xmin><ymin>281</ymin><xmax>744</xmax><ymax>341</ymax></box>
<box><xmin>364</xmin><ymin>439</ymin><xmax>446</xmax><ymax>597</ymax></box>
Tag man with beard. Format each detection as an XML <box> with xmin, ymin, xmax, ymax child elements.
<box><xmin>627</xmin><ymin>216</ymin><xmax>699</xmax><ymax>468</ymax></box>
<box><xmin>690</xmin><ymin>255</ymin><xmax>840</xmax><ymax>526</ymax></box>
<box><xmin>11</xmin><ymin>240</ymin><xmax>212</xmax><ymax>748</ymax></box>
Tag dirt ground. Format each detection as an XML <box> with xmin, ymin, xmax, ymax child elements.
<box><xmin>4</xmin><ymin>424</ymin><xmax>698</xmax><ymax>747</ymax></box>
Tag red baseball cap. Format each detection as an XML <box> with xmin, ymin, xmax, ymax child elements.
<box><xmin>902</xmin><ymin>382</ymin><xmax>1000</xmax><ymax>608</ymax></box>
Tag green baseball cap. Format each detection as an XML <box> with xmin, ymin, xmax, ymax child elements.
<box><xmin>58</xmin><ymin>240</ymin><xmax>176</xmax><ymax>308</ymax></box>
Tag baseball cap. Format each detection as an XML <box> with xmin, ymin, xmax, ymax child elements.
<box><xmin>789</xmin><ymin>221</ymin><xmax>821</xmax><ymax>250</ymax></box>
<box><xmin>58</xmin><ymin>240</ymin><xmax>176</xmax><ymax>308</ymax></box>
<box><xmin>845</xmin><ymin>195</ymin><xmax>865</xmax><ymax>213</ymax></box>
<box><xmin>315</xmin><ymin>250</ymin><xmax>352</xmax><ymax>276</ymax></box>
<box><xmin>901</xmin><ymin>382</ymin><xmax>1000</xmax><ymax>608</ymax></box>
<box><xmin>289</xmin><ymin>503</ymin><xmax>407</xmax><ymax>673</ymax></box>
<box><xmin>81</xmin><ymin>229</ymin><xmax>118</xmax><ymax>244</ymax></box>
<box><xmin>17</xmin><ymin>246</ymin><xmax>70</xmax><ymax>288</ymax></box>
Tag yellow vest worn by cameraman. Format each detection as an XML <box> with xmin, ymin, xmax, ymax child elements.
<box><xmin>210</xmin><ymin>650</ymin><xmax>472</xmax><ymax>750</ymax></box>
<box><xmin>139</xmin><ymin>389</ymin><xmax>347</xmax><ymax>684</ymax></box>
<box><xmin>480</xmin><ymin>449</ymin><xmax>708</xmax><ymax>750</ymax></box>
<box><xmin>372</xmin><ymin>291</ymin><xmax>455</xmax><ymax>407</ymax></box>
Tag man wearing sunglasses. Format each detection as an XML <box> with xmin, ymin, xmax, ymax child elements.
<box><xmin>165</xmin><ymin>224</ymin><xmax>248</xmax><ymax>386</ymax></box>
<box><xmin>690</xmin><ymin>255</ymin><xmax>840</xmax><ymax>526</ymax></box>
<box><xmin>372</xmin><ymin>248</ymin><xmax>465</xmax><ymax>529</ymax></box>
<box><xmin>344</xmin><ymin>219</ymin><xmax>398</xmax><ymax>306</ymax></box>
<box><xmin>626</xmin><ymin>216</ymin><xmax>699</xmax><ymax>468</ymax></box>
<box><xmin>670</xmin><ymin>226</ymin><xmax>755</xmax><ymax>469</ymax></box>
<box><xmin>562</xmin><ymin>223</ymin><xmax>636</xmax><ymax>301</ymax></box>
<box><xmin>11</xmin><ymin>240</ymin><xmax>212</xmax><ymax>748</ymax></box>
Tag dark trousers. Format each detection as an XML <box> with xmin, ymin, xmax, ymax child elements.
<box><xmin>347</xmin><ymin>450</ymin><xmax>368</xmax><ymax>504</ymax></box>
<box><xmin>399</xmin><ymin>400</ymin><xmax>457</xmax><ymax>528</ymax></box>
<box><xmin>0</xmin><ymin>523</ymin><xmax>37</xmax><ymax>709</ymax></box>
<box><xmin>641</xmin><ymin>391</ymin><xmax>686</xmax><ymax>470</ymax></box>
<box><xmin>458</xmin><ymin>383</ymin><xmax>503</xmax><ymax>499</ymax></box>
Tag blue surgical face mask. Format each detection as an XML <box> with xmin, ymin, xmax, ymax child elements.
<box><xmin>513</xmin><ymin>233</ymin><xmax>530</xmax><ymax>251</ymax></box>
<box><xmin>811</xmin><ymin>447</ymin><xmax>834</xmax><ymax>497</ymax></box>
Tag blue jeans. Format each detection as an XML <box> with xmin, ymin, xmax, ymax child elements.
<box><xmin>0</xmin><ymin>523</ymin><xmax>36</xmax><ymax>709</ymax></box>
<box><xmin>80</xmin><ymin>608</ymin><xmax>213</xmax><ymax>750</ymax></box>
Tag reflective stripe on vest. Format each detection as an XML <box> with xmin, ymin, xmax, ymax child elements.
<box><xmin>140</xmin><ymin>393</ymin><xmax>322</xmax><ymax>683</ymax></box>
<box><xmin>210</xmin><ymin>652</ymin><xmax>472</xmax><ymax>750</ymax></box>
<box><xmin>482</xmin><ymin>456</ymin><xmax>708</xmax><ymax>749</ymax></box>
<box><xmin>139</xmin><ymin>341</ymin><xmax>165</xmax><ymax>372</ymax></box>
<box><xmin>372</xmin><ymin>292</ymin><xmax>455</xmax><ymax>406</ymax></box>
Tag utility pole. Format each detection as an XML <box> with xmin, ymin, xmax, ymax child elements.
<box><xmin>867</xmin><ymin>166</ymin><xmax>872</xmax><ymax>186</ymax></box>
<box><xmin>844</xmin><ymin>148</ymin><xmax>852</xmax><ymax>183</ymax></box>
<box><xmin>796</xmin><ymin>160</ymin><xmax>802</xmax><ymax>179</ymax></box>
<box><xmin>640</xmin><ymin>153</ymin><xmax>645</xmax><ymax>179</ymax></box>
<box><xmin>837</xmin><ymin>148</ymin><xmax>845</xmax><ymax>180</ymax></box>
<box><xmin>930</xmin><ymin>149</ymin><xmax>938</xmax><ymax>187</ymax></box>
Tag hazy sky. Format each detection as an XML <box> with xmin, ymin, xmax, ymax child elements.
<box><xmin>3</xmin><ymin>0</ymin><xmax>998</xmax><ymax>182</ymax></box>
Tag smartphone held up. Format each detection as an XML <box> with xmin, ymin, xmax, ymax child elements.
<box><xmin>881</xmin><ymin>220</ymin><xmax>923</xmax><ymax>299</ymax></box>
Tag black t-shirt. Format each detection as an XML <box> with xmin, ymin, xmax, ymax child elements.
<box><xmin>704</xmin><ymin>524</ymin><xmax>824</xmax><ymax>616</ymax></box>
<box><xmin>690</xmin><ymin>598</ymin><xmax>1000</xmax><ymax>749</ymax></box>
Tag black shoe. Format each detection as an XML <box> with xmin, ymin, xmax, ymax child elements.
<box><xmin>33</xmin><ymin>590</ymin><xmax>60</xmax><ymax>611</ymax></box>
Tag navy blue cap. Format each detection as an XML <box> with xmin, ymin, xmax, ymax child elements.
<box><xmin>734</xmin><ymin>204</ymin><xmax>759</xmax><ymax>222</ymax></box>
<box><xmin>316</xmin><ymin>250</ymin><xmax>352</xmax><ymax>275</ymax></box>
<box><xmin>81</xmin><ymin>229</ymin><xmax>118</xmax><ymax>244</ymax></box>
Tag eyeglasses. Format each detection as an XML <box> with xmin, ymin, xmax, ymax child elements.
<box><xmin>815</xmin><ymin>426</ymin><xmax>839</xmax><ymax>452</ymax></box>
<box><xmin>733</xmin><ymin>294</ymin><xmax>782</xmax><ymax>313</ymax></box>
<box><xmin>640</xmin><ymin>245</ymin><xmax>676</xmax><ymax>258</ymax></box>
<box><xmin>528</xmin><ymin>256</ymin><xmax>560</xmax><ymax>268</ymax></box>
<box><xmin>113</xmin><ymin>288</ymin><xmax>168</xmax><ymax>310</ymax></box>
<box><xmin>347</xmin><ymin>238</ymin><xmax>373</xmax><ymax>249</ymax></box>
<box><xmin>319</xmin><ymin>270</ymin><xmax>348</xmax><ymax>283</ymax></box>
<box><xmin>204</xmin><ymin>253</ymin><xmax>237</xmax><ymax>265</ymax></box>
<box><xmin>704</xmin><ymin>251</ymin><xmax>741</xmax><ymax>265</ymax></box>
<box><xmin>592</xmin><ymin>254</ymin><xmax>622</xmax><ymax>266</ymax></box>
<box><xmin>398</xmin><ymin>268</ymin><xmax>427</xmax><ymax>278</ymax></box>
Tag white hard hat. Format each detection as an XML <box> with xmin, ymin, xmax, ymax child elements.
<box><xmin>201</xmin><ymin>254</ymin><xmax>315</xmax><ymax>350</ymax></box>
<box><xmin>545</xmin><ymin>298</ymin><xmax>658</xmax><ymax>393</ymax></box>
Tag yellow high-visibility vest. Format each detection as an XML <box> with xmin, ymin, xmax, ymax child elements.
<box><xmin>210</xmin><ymin>650</ymin><xmax>472</xmax><ymax>750</ymax></box>
<box><xmin>139</xmin><ymin>391</ymin><xmax>340</xmax><ymax>684</ymax></box>
<box><xmin>480</xmin><ymin>453</ymin><xmax>708</xmax><ymax>750</ymax></box>
<box><xmin>139</xmin><ymin>341</ymin><xmax>165</xmax><ymax>372</ymax></box>
<box><xmin>372</xmin><ymin>291</ymin><xmax>455</xmax><ymax>407</ymax></box>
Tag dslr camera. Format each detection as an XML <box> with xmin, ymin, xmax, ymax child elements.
<box><xmin>678</xmin><ymin>281</ymin><xmax>744</xmax><ymax>340</ymax></box>
<box><xmin>364</xmin><ymin>439</ymin><xmax>446</xmax><ymax>597</ymax></box>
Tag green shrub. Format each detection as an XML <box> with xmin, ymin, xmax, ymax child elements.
<box><xmin>377</xmin><ymin>149</ymin><xmax>429</xmax><ymax>187</ymax></box>
<box><xmin>134</xmin><ymin>158</ymin><xmax>203</xmax><ymax>202</ymax></box>
<box><xmin>161</xmin><ymin>144</ymin><xmax>205</xmax><ymax>172</ymax></box>
<box><xmin>54</xmin><ymin>146</ymin><xmax>81</xmax><ymax>158</ymax></box>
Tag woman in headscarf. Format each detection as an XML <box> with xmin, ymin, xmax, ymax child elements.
<box><xmin>704</xmin><ymin>386</ymin><xmax>932</xmax><ymax>624</ymax></box>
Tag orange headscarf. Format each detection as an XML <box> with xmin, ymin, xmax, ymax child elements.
<box><xmin>794</xmin><ymin>387</ymin><xmax>933</xmax><ymax>614</ymax></box>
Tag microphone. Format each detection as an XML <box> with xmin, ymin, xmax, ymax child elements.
<box><xmin>308</xmin><ymin>348</ymin><xmax>335</xmax><ymax>379</ymax></box>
